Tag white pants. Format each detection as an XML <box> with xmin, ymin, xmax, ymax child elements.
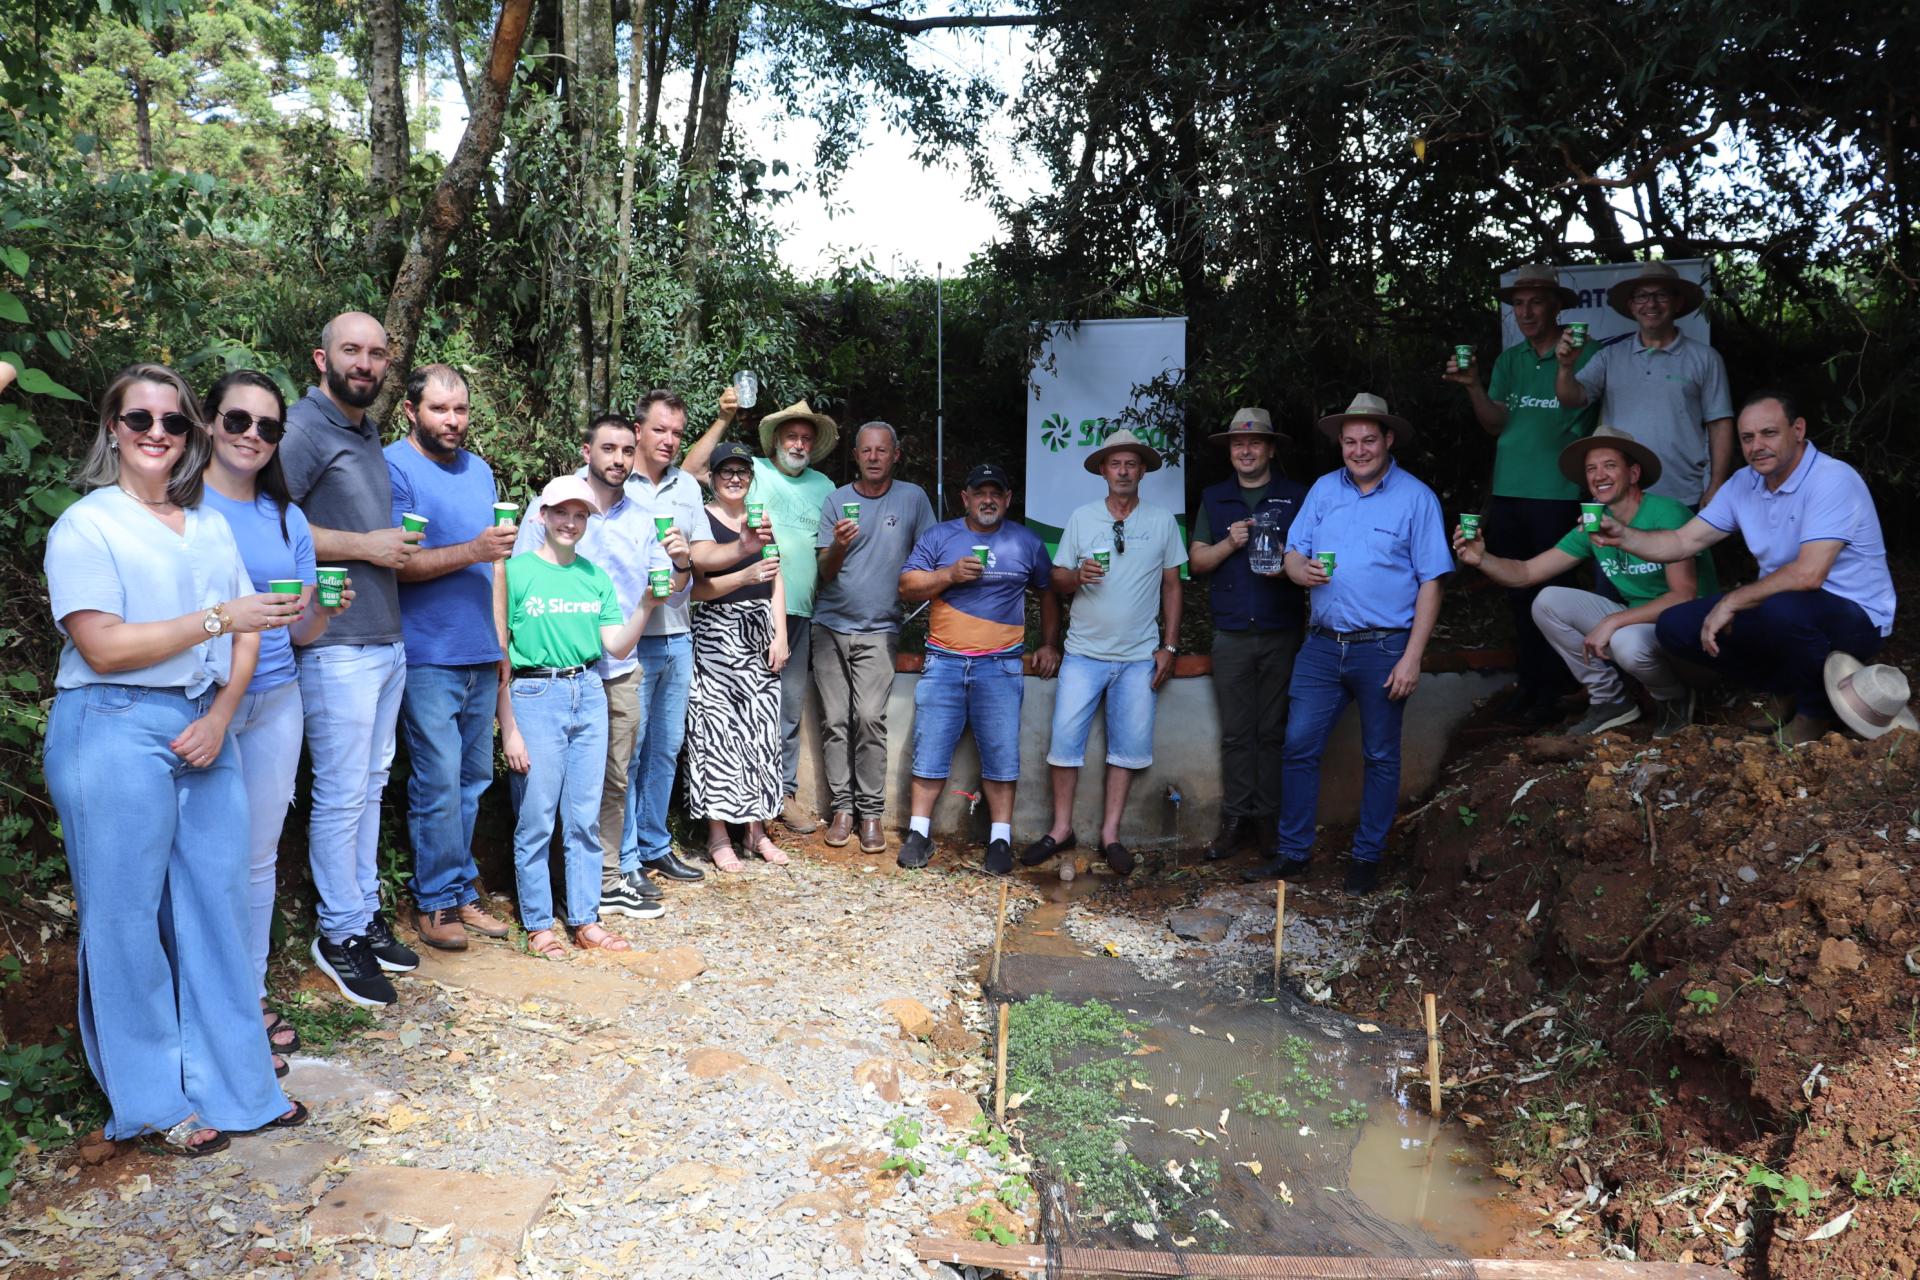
<box><xmin>1531</xmin><ymin>586</ymin><xmax>1685</xmax><ymax>705</ymax></box>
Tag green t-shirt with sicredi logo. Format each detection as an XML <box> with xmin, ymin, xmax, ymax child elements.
<box><xmin>503</xmin><ymin>551</ymin><xmax>623</xmax><ymax>670</ymax></box>
<box><xmin>1552</xmin><ymin>493</ymin><xmax>1718</xmax><ymax>606</ymax></box>
<box><xmin>1487</xmin><ymin>338</ymin><xmax>1599</xmax><ymax>501</ymax></box>
<box><xmin>748</xmin><ymin>456</ymin><xmax>837</xmax><ymax>618</ymax></box>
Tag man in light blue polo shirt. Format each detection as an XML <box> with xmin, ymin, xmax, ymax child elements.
<box><xmin>1252</xmin><ymin>394</ymin><xmax>1451</xmax><ymax>896</ymax></box>
<box><xmin>1598</xmin><ymin>391</ymin><xmax>1895</xmax><ymax>744</ymax></box>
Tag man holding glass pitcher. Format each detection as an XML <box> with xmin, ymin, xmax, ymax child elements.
<box><xmin>1187</xmin><ymin>408</ymin><xmax>1307</xmax><ymax>864</ymax></box>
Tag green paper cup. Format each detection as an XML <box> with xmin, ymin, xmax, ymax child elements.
<box><xmin>268</xmin><ymin>579</ymin><xmax>302</xmax><ymax>595</ymax></box>
<box><xmin>841</xmin><ymin>502</ymin><xmax>861</xmax><ymax>524</ymax></box>
<box><xmin>648</xmin><ymin>566</ymin><xmax>672</xmax><ymax>598</ymax></box>
<box><xmin>1580</xmin><ymin>502</ymin><xmax>1606</xmax><ymax>532</ymax></box>
<box><xmin>746</xmin><ymin>501</ymin><xmax>765</xmax><ymax>528</ymax></box>
<box><xmin>762</xmin><ymin>544</ymin><xmax>781</xmax><ymax>561</ymax></box>
<box><xmin>1567</xmin><ymin>322</ymin><xmax>1588</xmax><ymax>349</ymax></box>
<box><xmin>1459</xmin><ymin>513</ymin><xmax>1481</xmax><ymax>540</ymax></box>
<box><xmin>1091</xmin><ymin>548</ymin><xmax>1111</xmax><ymax>571</ymax></box>
<box><xmin>971</xmin><ymin>544</ymin><xmax>990</xmax><ymax>566</ymax></box>
<box><xmin>401</xmin><ymin>512</ymin><xmax>428</xmax><ymax>534</ymax></box>
<box><xmin>653</xmin><ymin>515</ymin><xmax>674</xmax><ymax>539</ymax></box>
<box><xmin>1454</xmin><ymin>343</ymin><xmax>1473</xmax><ymax>370</ymax></box>
<box><xmin>316</xmin><ymin>567</ymin><xmax>347</xmax><ymax>608</ymax></box>
<box><xmin>1316</xmin><ymin>551</ymin><xmax>1337</xmax><ymax>576</ymax></box>
<box><xmin>492</xmin><ymin>502</ymin><xmax>519</xmax><ymax>526</ymax></box>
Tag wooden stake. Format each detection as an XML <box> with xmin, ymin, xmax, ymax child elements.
<box><xmin>1423</xmin><ymin>992</ymin><xmax>1442</xmax><ymax>1117</ymax></box>
<box><xmin>994</xmin><ymin>1003</ymin><xmax>1010</xmax><ymax>1122</ymax></box>
<box><xmin>1272</xmin><ymin>881</ymin><xmax>1287</xmax><ymax>984</ymax></box>
<box><xmin>989</xmin><ymin>880</ymin><xmax>1009</xmax><ymax>988</ymax></box>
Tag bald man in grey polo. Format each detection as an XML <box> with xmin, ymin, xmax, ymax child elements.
<box><xmin>1570</xmin><ymin>334</ymin><xmax>1732</xmax><ymax>507</ymax></box>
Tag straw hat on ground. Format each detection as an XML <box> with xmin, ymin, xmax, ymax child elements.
<box><xmin>1496</xmin><ymin>264</ymin><xmax>1579</xmax><ymax>312</ymax></box>
<box><xmin>1316</xmin><ymin>392</ymin><xmax>1413</xmax><ymax>445</ymax></box>
<box><xmin>1082</xmin><ymin>428</ymin><xmax>1163</xmax><ymax>474</ymax></box>
<box><xmin>1823</xmin><ymin>653</ymin><xmax>1919</xmax><ymax>740</ymax></box>
<box><xmin>1605</xmin><ymin>261</ymin><xmax>1706</xmax><ymax>320</ymax></box>
<box><xmin>1558</xmin><ymin>425</ymin><xmax>1663</xmax><ymax>490</ymax></box>
<box><xmin>758</xmin><ymin>400</ymin><xmax>839</xmax><ymax>464</ymax></box>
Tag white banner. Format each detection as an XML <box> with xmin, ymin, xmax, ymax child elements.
<box><xmin>1024</xmin><ymin>318</ymin><xmax>1187</xmax><ymax>546</ymax></box>
<box><xmin>1500</xmin><ymin>259</ymin><xmax>1710</xmax><ymax>349</ymax></box>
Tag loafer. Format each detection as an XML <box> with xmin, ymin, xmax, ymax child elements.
<box><xmin>1019</xmin><ymin>830</ymin><xmax>1075</xmax><ymax>866</ymax></box>
<box><xmin>1102</xmin><ymin>841</ymin><xmax>1135</xmax><ymax>876</ymax></box>
<box><xmin>823</xmin><ymin>811</ymin><xmax>855</xmax><ymax>847</ymax></box>
<box><xmin>898</xmin><ymin>830</ymin><xmax>935</xmax><ymax>869</ymax></box>
<box><xmin>1241</xmin><ymin>855</ymin><xmax>1309</xmax><ymax>883</ymax></box>
<box><xmin>647</xmin><ymin>849</ymin><xmax>706</xmax><ymax>882</ymax></box>
<box><xmin>858</xmin><ymin>817</ymin><xmax>886</xmax><ymax>854</ymax></box>
<box><xmin>983</xmin><ymin>838</ymin><xmax>1013</xmax><ymax>875</ymax></box>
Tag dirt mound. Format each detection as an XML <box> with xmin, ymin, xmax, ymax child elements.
<box><xmin>1333</xmin><ymin>722</ymin><xmax>1920</xmax><ymax>1275</ymax></box>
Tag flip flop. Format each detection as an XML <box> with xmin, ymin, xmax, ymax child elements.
<box><xmin>145</xmin><ymin>1117</ymin><xmax>230</xmax><ymax>1158</ymax></box>
<box><xmin>252</xmin><ymin>1101</ymin><xmax>309</xmax><ymax>1132</ymax></box>
<box><xmin>263</xmin><ymin>1010</ymin><xmax>301</xmax><ymax>1053</ymax></box>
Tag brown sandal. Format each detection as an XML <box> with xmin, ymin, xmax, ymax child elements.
<box><xmin>526</xmin><ymin>928</ymin><xmax>569</xmax><ymax>961</ymax></box>
<box><xmin>573</xmin><ymin>924</ymin><xmax>631</xmax><ymax>952</ymax></box>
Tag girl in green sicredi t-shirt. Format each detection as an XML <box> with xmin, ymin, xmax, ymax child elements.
<box><xmin>493</xmin><ymin>486</ymin><xmax>667</xmax><ymax>960</ymax></box>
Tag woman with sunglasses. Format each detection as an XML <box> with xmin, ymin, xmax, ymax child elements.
<box><xmin>683</xmin><ymin>441</ymin><xmax>789</xmax><ymax>869</ymax></box>
<box><xmin>43</xmin><ymin>363</ymin><xmax>308</xmax><ymax>1156</ymax></box>
<box><xmin>198</xmin><ymin>370</ymin><xmax>353</xmax><ymax>1076</ymax></box>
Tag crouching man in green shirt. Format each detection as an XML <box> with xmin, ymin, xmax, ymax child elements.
<box><xmin>1454</xmin><ymin>427</ymin><xmax>1715</xmax><ymax>738</ymax></box>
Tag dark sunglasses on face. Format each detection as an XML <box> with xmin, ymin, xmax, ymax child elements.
<box><xmin>116</xmin><ymin>410</ymin><xmax>195</xmax><ymax>437</ymax></box>
<box><xmin>217</xmin><ymin>409</ymin><xmax>286</xmax><ymax>444</ymax></box>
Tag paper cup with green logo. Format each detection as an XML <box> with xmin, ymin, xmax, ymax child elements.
<box><xmin>762</xmin><ymin>544</ymin><xmax>781</xmax><ymax>561</ymax></box>
<box><xmin>648</xmin><ymin>566</ymin><xmax>672</xmax><ymax>598</ymax></box>
<box><xmin>1567</xmin><ymin>322</ymin><xmax>1588</xmax><ymax>349</ymax></box>
<box><xmin>1459</xmin><ymin>513</ymin><xmax>1481</xmax><ymax>540</ymax></box>
<box><xmin>1454</xmin><ymin>344</ymin><xmax>1473</xmax><ymax>370</ymax></box>
<box><xmin>1580</xmin><ymin>502</ymin><xmax>1606</xmax><ymax>533</ymax></box>
<box><xmin>971</xmin><ymin>544</ymin><xmax>990</xmax><ymax>566</ymax></box>
<box><xmin>841</xmin><ymin>502</ymin><xmax>861</xmax><ymax>525</ymax></box>
<box><xmin>1316</xmin><ymin>551</ymin><xmax>1337</xmax><ymax>576</ymax></box>
<box><xmin>316</xmin><ymin>567</ymin><xmax>347</xmax><ymax>607</ymax></box>
<box><xmin>1091</xmin><ymin>546</ymin><xmax>1111</xmax><ymax>573</ymax></box>
<box><xmin>746</xmin><ymin>501</ymin><xmax>765</xmax><ymax>528</ymax></box>
<box><xmin>653</xmin><ymin>515</ymin><xmax>674</xmax><ymax>540</ymax></box>
<box><xmin>492</xmin><ymin>502</ymin><xmax>519</xmax><ymax>526</ymax></box>
<box><xmin>268</xmin><ymin>579</ymin><xmax>302</xmax><ymax>596</ymax></box>
<box><xmin>401</xmin><ymin>512</ymin><xmax>428</xmax><ymax>534</ymax></box>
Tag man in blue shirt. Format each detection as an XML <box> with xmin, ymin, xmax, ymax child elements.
<box><xmin>385</xmin><ymin>365</ymin><xmax>516</xmax><ymax>952</ymax></box>
<box><xmin>1598</xmin><ymin>391</ymin><xmax>1896</xmax><ymax>744</ymax></box>
<box><xmin>1251</xmin><ymin>394</ymin><xmax>1452</xmax><ymax>895</ymax></box>
<box><xmin>1187</xmin><ymin>408</ymin><xmax>1307</xmax><ymax>864</ymax></box>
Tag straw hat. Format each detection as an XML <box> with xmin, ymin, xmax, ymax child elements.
<box><xmin>1315</xmin><ymin>392</ymin><xmax>1413</xmax><ymax>445</ymax></box>
<box><xmin>1082</xmin><ymin>428</ymin><xmax>1163</xmax><ymax>474</ymax></box>
<box><xmin>1605</xmin><ymin>261</ymin><xmax>1706</xmax><ymax>320</ymax></box>
<box><xmin>1210</xmin><ymin>407</ymin><xmax>1287</xmax><ymax>445</ymax></box>
<box><xmin>1823</xmin><ymin>653</ymin><xmax>1919</xmax><ymax>740</ymax></box>
<box><xmin>1496</xmin><ymin>264</ymin><xmax>1579</xmax><ymax>312</ymax></box>
<box><xmin>758</xmin><ymin>400</ymin><xmax>839</xmax><ymax>464</ymax></box>
<box><xmin>1558</xmin><ymin>425</ymin><xmax>1663</xmax><ymax>490</ymax></box>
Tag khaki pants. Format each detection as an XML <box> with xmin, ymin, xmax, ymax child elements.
<box><xmin>597</xmin><ymin>667</ymin><xmax>642</xmax><ymax>882</ymax></box>
<box><xmin>811</xmin><ymin>626</ymin><xmax>898</xmax><ymax>819</ymax></box>
<box><xmin>1531</xmin><ymin>586</ymin><xmax>1684</xmax><ymax>704</ymax></box>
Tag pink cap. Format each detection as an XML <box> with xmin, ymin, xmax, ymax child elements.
<box><xmin>538</xmin><ymin>475</ymin><xmax>602</xmax><ymax>516</ymax></box>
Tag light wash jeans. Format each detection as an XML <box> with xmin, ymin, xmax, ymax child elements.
<box><xmin>230</xmin><ymin>679</ymin><xmax>304</xmax><ymax>999</ymax></box>
<box><xmin>621</xmin><ymin>633</ymin><xmax>691</xmax><ymax>869</ymax></box>
<box><xmin>297</xmin><ymin>641</ymin><xmax>406</xmax><ymax>943</ymax></box>
<box><xmin>1045</xmin><ymin>653</ymin><xmax>1158</xmax><ymax>769</ymax></box>
<box><xmin>400</xmin><ymin>662</ymin><xmax>498</xmax><ymax>911</ymax></box>
<box><xmin>509</xmin><ymin>670</ymin><xmax>608</xmax><ymax>930</ymax></box>
<box><xmin>44</xmin><ymin>685</ymin><xmax>289</xmax><ymax>1139</ymax></box>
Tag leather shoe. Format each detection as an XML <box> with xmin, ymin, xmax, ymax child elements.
<box><xmin>858</xmin><ymin>817</ymin><xmax>886</xmax><ymax>854</ymax></box>
<box><xmin>1020</xmin><ymin>830</ymin><xmax>1075</xmax><ymax>866</ymax></box>
<box><xmin>629</xmin><ymin>867</ymin><xmax>665</xmax><ymax>900</ymax></box>
<box><xmin>648</xmin><ymin>849</ymin><xmax>706</xmax><ymax>882</ymax></box>
<box><xmin>414</xmin><ymin>905</ymin><xmax>468</xmax><ymax>951</ymax></box>
<box><xmin>456</xmin><ymin>901</ymin><xmax>511</xmax><ymax>937</ymax></box>
<box><xmin>1204</xmin><ymin>816</ymin><xmax>1250</xmax><ymax>862</ymax></box>
<box><xmin>1343</xmin><ymin>859</ymin><xmax>1382</xmax><ymax>896</ymax></box>
<box><xmin>1240</xmin><ymin>855</ymin><xmax>1309</xmax><ymax>883</ymax></box>
<box><xmin>1102</xmin><ymin>841</ymin><xmax>1136</xmax><ymax>876</ymax></box>
<box><xmin>824</xmin><ymin>811</ymin><xmax>855</xmax><ymax>847</ymax></box>
<box><xmin>780</xmin><ymin>795</ymin><xmax>821</xmax><ymax>835</ymax></box>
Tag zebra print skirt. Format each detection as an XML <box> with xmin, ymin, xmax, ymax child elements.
<box><xmin>684</xmin><ymin>598</ymin><xmax>783</xmax><ymax>822</ymax></box>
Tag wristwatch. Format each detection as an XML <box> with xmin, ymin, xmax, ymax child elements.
<box><xmin>203</xmin><ymin>604</ymin><xmax>232</xmax><ymax>636</ymax></box>
<box><xmin>1157</xmin><ymin>643</ymin><xmax>1178</xmax><ymax>655</ymax></box>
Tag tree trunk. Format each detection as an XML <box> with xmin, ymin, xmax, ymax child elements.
<box><xmin>642</xmin><ymin>0</ymin><xmax>676</xmax><ymax>145</ymax></box>
<box><xmin>374</xmin><ymin>0</ymin><xmax>536</xmax><ymax>424</ymax></box>
<box><xmin>678</xmin><ymin>0</ymin><xmax>712</xmax><ymax>167</ymax></box>
<box><xmin>610</xmin><ymin>0</ymin><xmax>648</xmax><ymax>398</ymax></box>
<box><xmin>575</xmin><ymin>0</ymin><xmax>619</xmax><ymax>405</ymax></box>
<box><xmin>364</xmin><ymin>0</ymin><xmax>411</xmax><ymax>272</ymax></box>
<box><xmin>674</xmin><ymin>0</ymin><xmax>740</xmax><ymax>350</ymax></box>
<box><xmin>131</xmin><ymin>74</ymin><xmax>154</xmax><ymax>171</ymax></box>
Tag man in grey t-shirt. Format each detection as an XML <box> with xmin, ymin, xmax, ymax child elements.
<box><xmin>812</xmin><ymin>421</ymin><xmax>935</xmax><ymax>853</ymax></box>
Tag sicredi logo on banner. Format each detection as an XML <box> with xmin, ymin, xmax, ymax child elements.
<box><xmin>1499</xmin><ymin>259</ymin><xmax>1710</xmax><ymax>349</ymax></box>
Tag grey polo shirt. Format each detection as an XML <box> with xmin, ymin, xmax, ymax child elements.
<box><xmin>1573</xmin><ymin>331</ymin><xmax>1732</xmax><ymax>506</ymax></box>
<box><xmin>280</xmin><ymin>387</ymin><xmax>402</xmax><ymax>647</ymax></box>
<box><xmin>810</xmin><ymin>479</ymin><xmax>935</xmax><ymax>633</ymax></box>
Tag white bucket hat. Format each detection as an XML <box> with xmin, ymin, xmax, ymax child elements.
<box><xmin>1823</xmin><ymin>652</ymin><xmax>1919</xmax><ymax>740</ymax></box>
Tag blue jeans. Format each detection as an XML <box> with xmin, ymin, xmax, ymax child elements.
<box><xmin>1045</xmin><ymin>653</ymin><xmax>1157</xmax><ymax>769</ymax></box>
<box><xmin>1277</xmin><ymin>630</ymin><xmax>1409</xmax><ymax>864</ymax></box>
<box><xmin>44</xmin><ymin>685</ymin><xmax>289</xmax><ymax>1139</ymax></box>
<box><xmin>231</xmin><ymin>680</ymin><xmax>304</xmax><ymax>999</ymax></box>
<box><xmin>297</xmin><ymin>641</ymin><xmax>406</xmax><ymax>943</ymax></box>
<box><xmin>621</xmin><ymin>633</ymin><xmax>691</xmax><ymax>869</ymax></box>
<box><xmin>400</xmin><ymin>663</ymin><xmax>498</xmax><ymax>911</ymax></box>
<box><xmin>509</xmin><ymin>670</ymin><xmax>608</xmax><ymax>930</ymax></box>
<box><xmin>911</xmin><ymin>651</ymin><xmax>1026</xmax><ymax>782</ymax></box>
<box><xmin>1656</xmin><ymin>589</ymin><xmax>1882</xmax><ymax>719</ymax></box>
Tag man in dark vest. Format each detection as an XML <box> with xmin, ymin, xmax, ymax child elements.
<box><xmin>1187</xmin><ymin>408</ymin><xmax>1308</xmax><ymax>862</ymax></box>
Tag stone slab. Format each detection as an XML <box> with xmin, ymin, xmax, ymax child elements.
<box><xmin>306</xmin><ymin>1165</ymin><xmax>556</xmax><ymax>1254</ymax></box>
<box><xmin>411</xmin><ymin>936</ymin><xmax>654</xmax><ymax>1009</ymax></box>
<box><xmin>283</xmin><ymin>1058</ymin><xmax>397</xmax><ymax>1108</ymax></box>
<box><xmin>231</xmin><ymin>1139</ymin><xmax>349</xmax><ymax>1192</ymax></box>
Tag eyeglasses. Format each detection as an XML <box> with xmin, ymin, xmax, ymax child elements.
<box><xmin>115</xmin><ymin>410</ymin><xmax>195</xmax><ymax>437</ymax></box>
<box><xmin>1629</xmin><ymin>290</ymin><xmax>1674</xmax><ymax>305</ymax></box>
<box><xmin>217</xmin><ymin>410</ymin><xmax>286</xmax><ymax>444</ymax></box>
<box><xmin>1111</xmin><ymin>518</ymin><xmax>1127</xmax><ymax>555</ymax></box>
<box><xmin>715</xmin><ymin>467</ymin><xmax>751</xmax><ymax>484</ymax></box>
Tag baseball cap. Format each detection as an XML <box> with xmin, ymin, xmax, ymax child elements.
<box><xmin>710</xmin><ymin>441</ymin><xmax>756</xmax><ymax>473</ymax></box>
<box><xmin>538</xmin><ymin>474</ymin><xmax>602</xmax><ymax>515</ymax></box>
<box><xmin>964</xmin><ymin>463</ymin><xmax>1011</xmax><ymax>490</ymax></box>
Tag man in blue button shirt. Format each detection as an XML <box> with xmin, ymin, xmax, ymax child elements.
<box><xmin>1248</xmin><ymin>394</ymin><xmax>1451</xmax><ymax>895</ymax></box>
<box><xmin>1597</xmin><ymin>390</ymin><xmax>1896</xmax><ymax>745</ymax></box>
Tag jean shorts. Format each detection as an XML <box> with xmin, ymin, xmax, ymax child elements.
<box><xmin>910</xmin><ymin>651</ymin><xmax>1026</xmax><ymax>781</ymax></box>
<box><xmin>1044</xmin><ymin>653</ymin><xmax>1157</xmax><ymax>769</ymax></box>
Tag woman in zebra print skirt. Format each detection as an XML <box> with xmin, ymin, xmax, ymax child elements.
<box><xmin>686</xmin><ymin>444</ymin><xmax>790</xmax><ymax>870</ymax></box>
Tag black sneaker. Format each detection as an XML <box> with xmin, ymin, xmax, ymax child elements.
<box><xmin>600</xmin><ymin>876</ymin><xmax>666</xmax><ymax>920</ymax></box>
<box><xmin>1343</xmin><ymin>859</ymin><xmax>1383</xmax><ymax>897</ymax></box>
<box><xmin>363</xmin><ymin>912</ymin><xmax>419</xmax><ymax>973</ymax></box>
<box><xmin>311</xmin><ymin>935</ymin><xmax>397</xmax><ymax>1007</ymax></box>
<box><xmin>983</xmin><ymin>838</ymin><xmax>1013</xmax><ymax>875</ymax></box>
<box><xmin>898</xmin><ymin>830</ymin><xmax>935</xmax><ymax>869</ymax></box>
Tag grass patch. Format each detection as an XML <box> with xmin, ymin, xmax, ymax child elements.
<box><xmin>0</xmin><ymin>1030</ymin><xmax>104</xmax><ymax>1205</ymax></box>
<box><xmin>277</xmin><ymin>992</ymin><xmax>376</xmax><ymax>1052</ymax></box>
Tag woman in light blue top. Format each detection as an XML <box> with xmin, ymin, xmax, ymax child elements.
<box><xmin>43</xmin><ymin>363</ymin><xmax>308</xmax><ymax>1156</ymax></box>
<box><xmin>198</xmin><ymin>369</ymin><xmax>353</xmax><ymax>1076</ymax></box>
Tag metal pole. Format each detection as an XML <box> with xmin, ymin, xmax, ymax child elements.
<box><xmin>935</xmin><ymin>262</ymin><xmax>945</xmax><ymax>514</ymax></box>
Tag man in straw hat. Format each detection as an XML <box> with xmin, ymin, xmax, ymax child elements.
<box><xmin>1596</xmin><ymin>390</ymin><xmax>1896</xmax><ymax>744</ymax></box>
<box><xmin>1020</xmin><ymin>428</ymin><xmax>1187</xmax><ymax>877</ymax></box>
<box><xmin>1243</xmin><ymin>394</ymin><xmax>1450</xmax><ymax>896</ymax></box>
<box><xmin>1453</xmin><ymin>426</ymin><xmax>1714</xmax><ymax>738</ymax></box>
<box><xmin>1188</xmin><ymin>407</ymin><xmax>1307</xmax><ymax>863</ymax></box>
<box><xmin>686</xmin><ymin>398</ymin><xmax>839</xmax><ymax>833</ymax></box>
<box><xmin>1555</xmin><ymin>260</ymin><xmax>1734</xmax><ymax>508</ymax></box>
<box><xmin>1445</xmin><ymin>264</ymin><xmax>1598</xmax><ymax>726</ymax></box>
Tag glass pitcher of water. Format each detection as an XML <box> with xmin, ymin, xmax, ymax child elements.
<box><xmin>1248</xmin><ymin>508</ymin><xmax>1285</xmax><ymax>575</ymax></box>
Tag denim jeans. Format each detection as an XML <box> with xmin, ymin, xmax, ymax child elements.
<box><xmin>1656</xmin><ymin>589</ymin><xmax>1881</xmax><ymax>719</ymax></box>
<box><xmin>297</xmin><ymin>641</ymin><xmax>406</xmax><ymax>943</ymax></box>
<box><xmin>44</xmin><ymin>685</ymin><xmax>289</xmax><ymax>1139</ymax></box>
<box><xmin>911</xmin><ymin>651</ymin><xmax>1026</xmax><ymax>782</ymax></box>
<box><xmin>777</xmin><ymin>614</ymin><xmax>813</xmax><ymax>795</ymax></box>
<box><xmin>400</xmin><ymin>662</ymin><xmax>498</xmax><ymax>911</ymax></box>
<box><xmin>509</xmin><ymin>670</ymin><xmax>608</xmax><ymax>931</ymax></box>
<box><xmin>1277</xmin><ymin>630</ymin><xmax>1409</xmax><ymax>864</ymax></box>
<box><xmin>231</xmin><ymin>679</ymin><xmax>304</xmax><ymax>999</ymax></box>
<box><xmin>621</xmin><ymin>633</ymin><xmax>691</xmax><ymax>868</ymax></box>
<box><xmin>1045</xmin><ymin>653</ymin><xmax>1157</xmax><ymax>769</ymax></box>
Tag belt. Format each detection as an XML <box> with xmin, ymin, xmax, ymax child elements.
<box><xmin>511</xmin><ymin>663</ymin><xmax>590</xmax><ymax>679</ymax></box>
<box><xmin>1309</xmin><ymin>625</ymin><xmax>1405</xmax><ymax>645</ymax></box>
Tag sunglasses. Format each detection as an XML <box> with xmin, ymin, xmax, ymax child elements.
<box><xmin>1111</xmin><ymin>518</ymin><xmax>1127</xmax><ymax>556</ymax></box>
<box><xmin>116</xmin><ymin>410</ymin><xmax>195</xmax><ymax>437</ymax></box>
<box><xmin>216</xmin><ymin>409</ymin><xmax>286</xmax><ymax>444</ymax></box>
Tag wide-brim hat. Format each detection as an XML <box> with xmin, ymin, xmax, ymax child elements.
<box><xmin>1558</xmin><ymin>424</ymin><xmax>1663</xmax><ymax>490</ymax></box>
<box><xmin>1606</xmin><ymin>261</ymin><xmax>1705</xmax><ymax>320</ymax></box>
<box><xmin>539</xmin><ymin>474</ymin><xmax>602</xmax><ymax>516</ymax></box>
<box><xmin>1496</xmin><ymin>264</ymin><xmax>1579</xmax><ymax>312</ymax></box>
<box><xmin>1210</xmin><ymin>406</ymin><xmax>1287</xmax><ymax>445</ymax></box>
<box><xmin>1823</xmin><ymin>652</ymin><xmax>1919</xmax><ymax>740</ymax></box>
<box><xmin>758</xmin><ymin>400</ymin><xmax>839</xmax><ymax>464</ymax></box>
<box><xmin>1083</xmin><ymin>427</ymin><xmax>1163</xmax><ymax>474</ymax></box>
<box><xmin>1316</xmin><ymin>393</ymin><xmax>1413</xmax><ymax>445</ymax></box>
